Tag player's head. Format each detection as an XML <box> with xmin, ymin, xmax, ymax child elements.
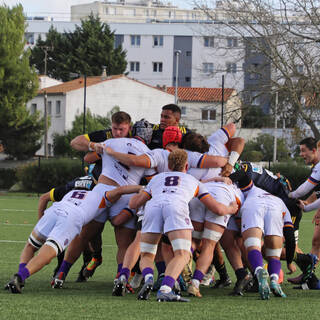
<box><xmin>160</xmin><ymin>104</ymin><xmax>181</xmax><ymax>129</ymax></box>
<box><xmin>181</xmin><ymin>132</ymin><xmax>209</xmax><ymax>153</ymax></box>
<box><xmin>163</xmin><ymin>126</ymin><xmax>182</xmax><ymax>149</ymax></box>
<box><xmin>132</xmin><ymin>119</ymin><xmax>153</xmax><ymax>145</ymax></box>
<box><xmin>299</xmin><ymin>137</ymin><xmax>317</xmax><ymax>165</ymax></box>
<box><xmin>168</xmin><ymin>149</ymin><xmax>188</xmax><ymax>172</ymax></box>
<box><xmin>111</xmin><ymin>111</ymin><xmax>131</xmax><ymax>138</ymax></box>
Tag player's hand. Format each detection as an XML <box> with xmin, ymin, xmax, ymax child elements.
<box><xmin>229</xmin><ymin>201</ymin><xmax>239</xmax><ymax>214</ymax></box>
<box><xmin>297</xmin><ymin>200</ymin><xmax>305</xmax><ymax>210</ymax></box>
<box><xmin>220</xmin><ymin>163</ymin><xmax>233</xmax><ymax>177</ymax></box>
<box><xmin>287</xmin><ymin>262</ymin><xmax>296</xmax><ymax>274</ymax></box>
<box><xmin>312</xmin><ymin>210</ymin><xmax>320</xmax><ymax>226</ymax></box>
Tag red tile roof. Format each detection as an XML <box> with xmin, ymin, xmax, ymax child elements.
<box><xmin>39</xmin><ymin>74</ymin><xmax>124</xmax><ymax>94</ymax></box>
<box><xmin>166</xmin><ymin>87</ymin><xmax>235</xmax><ymax>102</ymax></box>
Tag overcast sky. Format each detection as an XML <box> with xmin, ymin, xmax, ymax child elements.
<box><xmin>2</xmin><ymin>0</ymin><xmax>195</xmax><ymax>20</ymax></box>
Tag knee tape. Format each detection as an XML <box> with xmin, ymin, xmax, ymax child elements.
<box><xmin>171</xmin><ymin>238</ymin><xmax>191</xmax><ymax>252</ymax></box>
<box><xmin>202</xmin><ymin>228</ymin><xmax>222</xmax><ymax>242</ymax></box>
<box><xmin>265</xmin><ymin>248</ymin><xmax>282</xmax><ymax>258</ymax></box>
<box><xmin>140</xmin><ymin>242</ymin><xmax>158</xmax><ymax>255</ymax></box>
<box><xmin>244</xmin><ymin>237</ymin><xmax>261</xmax><ymax>249</ymax></box>
<box><xmin>45</xmin><ymin>238</ymin><xmax>62</xmax><ymax>256</ymax></box>
<box><xmin>192</xmin><ymin>230</ymin><xmax>203</xmax><ymax>240</ymax></box>
<box><xmin>28</xmin><ymin>234</ymin><xmax>44</xmax><ymax>250</ymax></box>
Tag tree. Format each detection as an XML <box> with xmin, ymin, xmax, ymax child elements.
<box><xmin>30</xmin><ymin>14</ymin><xmax>127</xmax><ymax>81</ymax></box>
<box><xmin>53</xmin><ymin>106</ymin><xmax>119</xmax><ymax>157</ymax></box>
<box><xmin>195</xmin><ymin>0</ymin><xmax>320</xmax><ymax>138</ymax></box>
<box><xmin>0</xmin><ymin>5</ymin><xmax>44</xmax><ymax>159</ymax></box>
<box><xmin>241</xmin><ymin>133</ymin><xmax>290</xmax><ymax>161</ymax></box>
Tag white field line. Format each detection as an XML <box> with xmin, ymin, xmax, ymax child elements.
<box><xmin>0</xmin><ymin>240</ymin><xmax>116</xmax><ymax>247</ymax></box>
<box><xmin>1</xmin><ymin>208</ymin><xmax>36</xmax><ymax>212</ymax></box>
<box><xmin>2</xmin><ymin>223</ymin><xmax>33</xmax><ymax>226</ymax></box>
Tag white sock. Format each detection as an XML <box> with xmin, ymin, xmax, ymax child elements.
<box><xmin>191</xmin><ymin>279</ymin><xmax>200</xmax><ymax>288</ymax></box>
<box><xmin>145</xmin><ymin>274</ymin><xmax>153</xmax><ymax>282</ymax></box>
<box><xmin>159</xmin><ymin>285</ymin><xmax>171</xmax><ymax>293</ymax></box>
<box><xmin>270</xmin><ymin>273</ymin><xmax>279</xmax><ymax>282</ymax></box>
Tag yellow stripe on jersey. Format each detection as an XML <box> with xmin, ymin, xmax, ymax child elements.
<box><xmin>106</xmin><ymin>131</ymin><xmax>113</xmax><ymax>139</ymax></box>
<box><xmin>194</xmin><ymin>185</ymin><xmax>199</xmax><ymax>197</ymax></box>
<box><xmin>198</xmin><ymin>154</ymin><xmax>207</xmax><ymax>168</ymax></box>
<box><xmin>178</xmin><ymin>126</ymin><xmax>187</xmax><ymax>134</ymax></box>
<box><xmin>142</xmin><ymin>190</ymin><xmax>152</xmax><ymax>198</ymax></box>
<box><xmin>84</xmin><ymin>134</ymin><xmax>90</xmax><ymax>141</ymax></box>
<box><xmin>49</xmin><ymin>188</ymin><xmax>55</xmax><ymax>201</ymax></box>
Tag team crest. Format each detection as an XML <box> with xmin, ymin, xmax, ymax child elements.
<box><xmin>185</xmin><ymin>218</ymin><xmax>190</xmax><ymax>225</ymax></box>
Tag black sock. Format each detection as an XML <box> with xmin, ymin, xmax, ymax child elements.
<box><xmin>235</xmin><ymin>268</ymin><xmax>247</xmax><ymax>281</ymax></box>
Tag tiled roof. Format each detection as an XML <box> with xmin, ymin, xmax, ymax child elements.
<box><xmin>166</xmin><ymin>87</ymin><xmax>235</xmax><ymax>102</ymax></box>
<box><xmin>39</xmin><ymin>74</ymin><xmax>125</xmax><ymax>94</ymax></box>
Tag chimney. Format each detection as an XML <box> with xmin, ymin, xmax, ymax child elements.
<box><xmin>101</xmin><ymin>66</ymin><xmax>107</xmax><ymax>80</ymax></box>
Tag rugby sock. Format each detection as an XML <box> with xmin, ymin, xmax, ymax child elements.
<box><xmin>248</xmin><ymin>250</ymin><xmax>263</xmax><ymax>274</ymax></box>
<box><xmin>82</xmin><ymin>249</ymin><xmax>92</xmax><ymax>265</ymax></box>
<box><xmin>117</xmin><ymin>263</ymin><xmax>123</xmax><ymax>273</ymax></box>
<box><xmin>268</xmin><ymin>258</ymin><xmax>281</xmax><ymax>281</ymax></box>
<box><xmin>160</xmin><ymin>275</ymin><xmax>175</xmax><ymax>292</ymax></box>
<box><xmin>59</xmin><ymin>260</ymin><xmax>73</xmax><ymax>276</ymax></box>
<box><xmin>192</xmin><ymin>269</ymin><xmax>204</xmax><ymax>288</ymax></box>
<box><xmin>92</xmin><ymin>248</ymin><xmax>102</xmax><ymax>260</ymax></box>
<box><xmin>142</xmin><ymin>267</ymin><xmax>154</xmax><ymax>282</ymax></box>
<box><xmin>19</xmin><ymin>263</ymin><xmax>27</xmax><ymax>272</ymax></box>
<box><xmin>132</xmin><ymin>258</ymin><xmax>141</xmax><ymax>274</ymax></box>
<box><xmin>213</xmin><ymin>254</ymin><xmax>228</xmax><ymax>280</ymax></box>
<box><xmin>119</xmin><ymin>267</ymin><xmax>131</xmax><ymax>281</ymax></box>
<box><xmin>17</xmin><ymin>266</ymin><xmax>30</xmax><ymax>281</ymax></box>
<box><xmin>155</xmin><ymin>261</ymin><xmax>166</xmax><ymax>275</ymax></box>
<box><xmin>235</xmin><ymin>268</ymin><xmax>248</xmax><ymax>281</ymax></box>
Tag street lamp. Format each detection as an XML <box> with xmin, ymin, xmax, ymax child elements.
<box><xmin>273</xmin><ymin>91</ymin><xmax>278</xmax><ymax>163</ymax></box>
<box><xmin>174</xmin><ymin>50</ymin><xmax>181</xmax><ymax>104</ymax></box>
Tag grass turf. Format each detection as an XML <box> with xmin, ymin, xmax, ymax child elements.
<box><xmin>0</xmin><ymin>192</ymin><xmax>320</xmax><ymax>320</ymax></box>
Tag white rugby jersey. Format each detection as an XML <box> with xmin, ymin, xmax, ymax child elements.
<box><xmin>101</xmin><ymin>138</ymin><xmax>156</xmax><ymax>185</ymax></box>
<box><xmin>146</xmin><ymin>148</ymin><xmax>207</xmax><ymax>173</ymax></box>
<box><xmin>51</xmin><ymin>189</ymin><xmax>110</xmax><ymax>226</ymax></box>
<box><xmin>144</xmin><ymin>171</ymin><xmax>209</xmax><ymax>206</ymax></box>
<box><xmin>188</xmin><ymin>127</ymin><xmax>230</xmax><ymax>180</ymax></box>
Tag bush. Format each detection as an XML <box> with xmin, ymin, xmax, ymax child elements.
<box><xmin>0</xmin><ymin>168</ymin><xmax>17</xmax><ymax>189</ymax></box>
<box><xmin>16</xmin><ymin>158</ymin><xmax>83</xmax><ymax>193</ymax></box>
<box><xmin>269</xmin><ymin>162</ymin><xmax>311</xmax><ymax>190</ymax></box>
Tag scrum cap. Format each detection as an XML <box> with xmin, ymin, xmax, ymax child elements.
<box><xmin>163</xmin><ymin>126</ymin><xmax>182</xmax><ymax>148</ymax></box>
<box><xmin>132</xmin><ymin>119</ymin><xmax>153</xmax><ymax>145</ymax></box>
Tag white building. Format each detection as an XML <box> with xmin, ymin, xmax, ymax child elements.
<box><xmin>28</xmin><ymin>74</ymin><xmax>175</xmax><ymax>156</ymax></box>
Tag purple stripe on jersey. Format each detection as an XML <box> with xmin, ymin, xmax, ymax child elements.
<box><xmin>198</xmin><ymin>192</ymin><xmax>209</xmax><ymax>200</ymax></box>
<box><xmin>221</xmin><ymin>127</ymin><xmax>230</xmax><ymax>139</ymax></box>
<box><xmin>197</xmin><ymin>155</ymin><xmax>205</xmax><ymax>168</ymax></box>
<box><xmin>308</xmin><ymin>176</ymin><xmax>320</xmax><ymax>184</ymax></box>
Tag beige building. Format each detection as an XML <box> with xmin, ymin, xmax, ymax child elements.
<box><xmin>71</xmin><ymin>0</ymin><xmax>209</xmax><ymax>23</ymax></box>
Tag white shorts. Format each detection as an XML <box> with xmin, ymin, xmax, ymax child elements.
<box><xmin>241</xmin><ymin>198</ymin><xmax>284</xmax><ymax>237</ymax></box>
<box><xmin>227</xmin><ymin>216</ymin><xmax>241</xmax><ymax>232</ymax></box>
<box><xmin>93</xmin><ymin>183</ymin><xmax>136</xmax><ymax>229</ymax></box>
<box><xmin>33</xmin><ymin>206</ymin><xmax>82</xmax><ymax>251</ymax></box>
<box><xmin>142</xmin><ymin>200</ymin><xmax>193</xmax><ymax>234</ymax></box>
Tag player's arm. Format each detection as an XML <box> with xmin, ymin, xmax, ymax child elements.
<box><xmin>70</xmin><ymin>133</ymin><xmax>104</xmax><ymax>154</ymax></box>
<box><xmin>128</xmin><ymin>188</ymin><xmax>151</xmax><ymax>209</ymax></box>
<box><xmin>201</xmin><ymin>155</ymin><xmax>228</xmax><ymax>168</ymax></box>
<box><xmin>105</xmin><ymin>185</ymin><xmax>143</xmax><ymax>204</ymax></box>
<box><xmin>38</xmin><ymin>191</ymin><xmax>52</xmax><ymax>220</ymax></box>
<box><xmin>289</xmin><ymin>179</ymin><xmax>317</xmax><ymax>199</ymax></box>
<box><xmin>84</xmin><ymin>151</ymin><xmax>101</xmax><ymax>163</ymax></box>
<box><xmin>221</xmin><ymin>137</ymin><xmax>245</xmax><ymax>177</ymax></box>
<box><xmin>200</xmin><ymin>194</ymin><xmax>238</xmax><ymax>216</ymax></box>
<box><xmin>104</xmin><ymin>147</ymin><xmax>151</xmax><ymax>168</ymax></box>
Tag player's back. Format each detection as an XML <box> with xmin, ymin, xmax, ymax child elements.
<box><xmin>101</xmin><ymin>137</ymin><xmax>155</xmax><ymax>185</ymax></box>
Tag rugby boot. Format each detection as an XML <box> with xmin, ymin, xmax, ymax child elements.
<box><xmin>51</xmin><ymin>271</ymin><xmax>65</xmax><ymax>289</ymax></box>
<box><xmin>5</xmin><ymin>274</ymin><xmax>24</xmax><ymax>294</ymax></box>
<box><xmin>82</xmin><ymin>257</ymin><xmax>102</xmax><ymax>279</ymax></box>
<box><xmin>270</xmin><ymin>279</ymin><xmax>287</xmax><ymax>297</ymax></box>
<box><xmin>112</xmin><ymin>276</ymin><xmax>127</xmax><ymax>296</ymax></box>
<box><xmin>137</xmin><ymin>278</ymin><xmax>153</xmax><ymax>300</ymax></box>
<box><xmin>257</xmin><ymin>268</ymin><xmax>270</xmax><ymax>300</ymax></box>
<box><xmin>157</xmin><ymin>290</ymin><xmax>190</xmax><ymax>302</ymax></box>
<box><xmin>187</xmin><ymin>283</ymin><xmax>202</xmax><ymax>297</ymax></box>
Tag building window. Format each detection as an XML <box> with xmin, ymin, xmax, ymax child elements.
<box><xmin>227</xmin><ymin>37</ymin><xmax>238</xmax><ymax>48</ymax></box>
<box><xmin>181</xmin><ymin>106</ymin><xmax>187</xmax><ymax>116</ymax></box>
<box><xmin>130</xmin><ymin>61</ymin><xmax>140</xmax><ymax>72</ymax></box>
<box><xmin>47</xmin><ymin>101</ymin><xmax>52</xmax><ymax>115</ymax></box>
<box><xmin>56</xmin><ymin>100</ymin><xmax>61</xmax><ymax>115</ymax></box>
<box><xmin>226</xmin><ymin>63</ymin><xmax>237</xmax><ymax>73</ymax></box>
<box><xmin>249</xmin><ymin>63</ymin><xmax>261</xmax><ymax>80</ymax></box>
<box><xmin>186</xmin><ymin>51</ymin><xmax>191</xmax><ymax>56</ymax></box>
<box><xmin>25</xmin><ymin>33</ymin><xmax>34</xmax><ymax>45</ymax></box>
<box><xmin>153</xmin><ymin>35</ymin><xmax>163</xmax><ymax>47</ymax></box>
<box><xmin>204</xmin><ymin>36</ymin><xmax>214</xmax><ymax>47</ymax></box>
<box><xmin>185</xmin><ymin>77</ymin><xmax>191</xmax><ymax>82</ymax></box>
<box><xmin>296</xmin><ymin>64</ymin><xmax>304</xmax><ymax>74</ymax></box>
<box><xmin>146</xmin><ymin>9</ymin><xmax>149</xmax><ymax>16</ymax></box>
<box><xmin>202</xmin><ymin>109</ymin><xmax>216</xmax><ymax>121</ymax></box>
<box><xmin>153</xmin><ymin>62</ymin><xmax>163</xmax><ymax>72</ymax></box>
<box><xmin>251</xmin><ymin>91</ymin><xmax>260</xmax><ymax>106</ymax></box>
<box><xmin>130</xmin><ymin>35</ymin><xmax>141</xmax><ymax>47</ymax></box>
<box><xmin>30</xmin><ymin>103</ymin><xmax>37</xmax><ymax>114</ymax></box>
<box><xmin>203</xmin><ymin>63</ymin><xmax>214</xmax><ymax>74</ymax></box>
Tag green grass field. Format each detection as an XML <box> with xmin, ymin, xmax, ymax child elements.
<box><xmin>1</xmin><ymin>192</ymin><xmax>320</xmax><ymax>320</ymax></box>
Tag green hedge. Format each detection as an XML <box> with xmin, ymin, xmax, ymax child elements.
<box><xmin>269</xmin><ymin>162</ymin><xmax>311</xmax><ymax>190</ymax></box>
<box><xmin>16</xmin><ymin>158</ymin><xmax>83</xmax><ymax>193</ymax></box>
<box><xmin>0</xmin><ymin>168</ymin><xmax>17</xmax><ymax>189</ymax></box>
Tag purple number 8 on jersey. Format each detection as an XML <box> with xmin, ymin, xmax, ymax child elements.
<box><xmin>164</xmin><ymin>176</ymin><xmax>180</xmax><ymax>186</ymax></box>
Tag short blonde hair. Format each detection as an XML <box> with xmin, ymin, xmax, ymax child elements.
<box><xmin>168</xmin><ymin>149</ymin><xmax>188</xmax><ymax>172</ymax></box>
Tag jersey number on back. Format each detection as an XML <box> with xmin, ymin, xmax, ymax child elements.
<box><xmin>164</xmin><ymin>176</ymin><xmax>180</xmax><ymax>186</ymax></box>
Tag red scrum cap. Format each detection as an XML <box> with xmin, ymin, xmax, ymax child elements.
<box><xmin>163</xmin><ymin>126</ymin><xmax>182</xmax><ymax>148</ymax></box>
